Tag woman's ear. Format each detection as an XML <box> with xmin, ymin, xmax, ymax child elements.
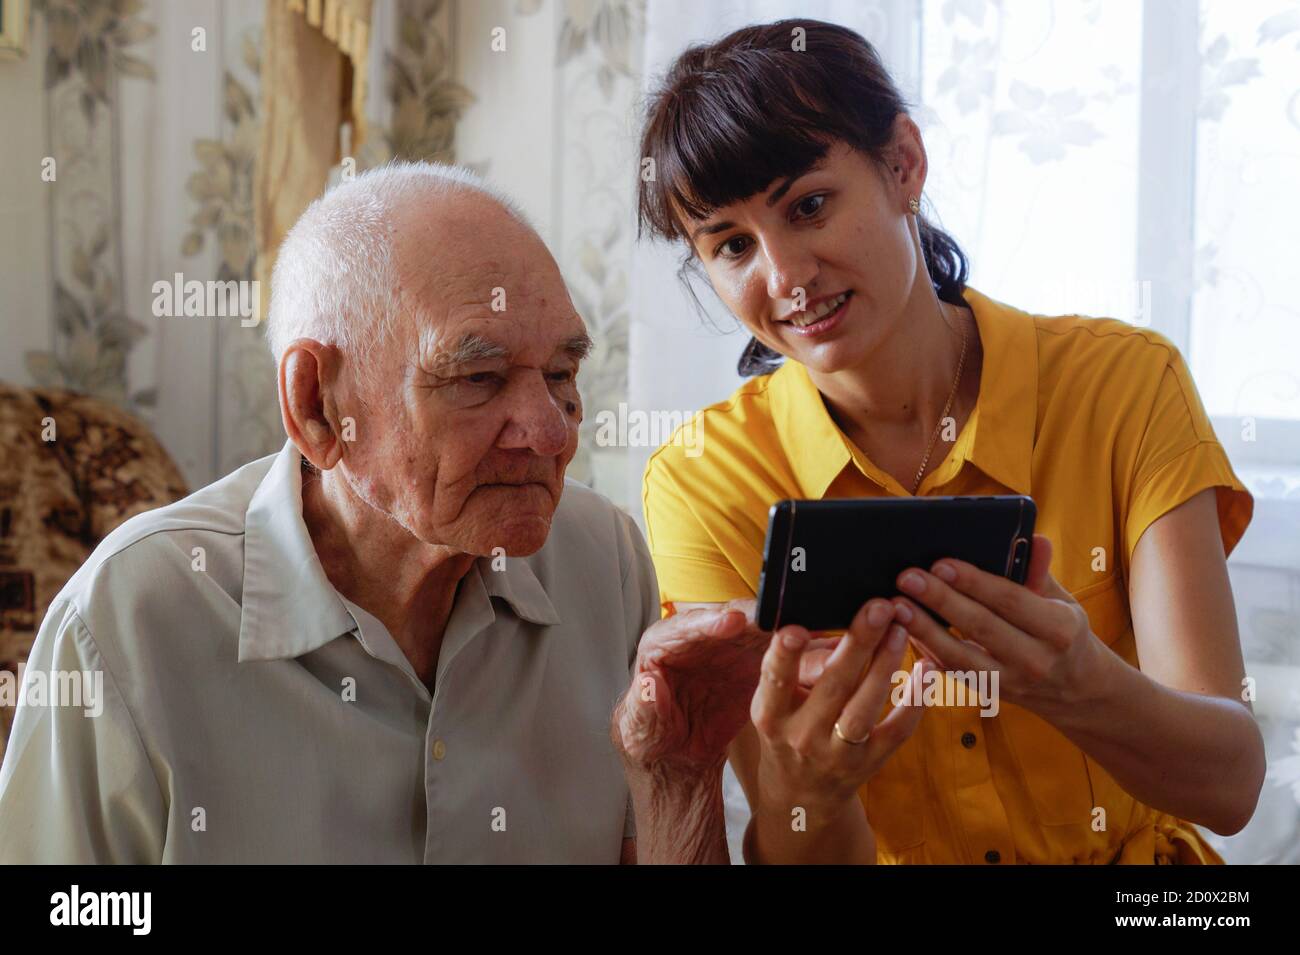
<box><xmin>279</xmin><ymin>338</ymin><xmax>345</xmax><ymax>471</ymax></box>
<box><xmin>887</xmin><ymin>113</ymin><xmax>929</xmax><ymax>205</ymax></box>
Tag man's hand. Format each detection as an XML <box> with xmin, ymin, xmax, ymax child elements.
<box><xmin>613</xmin><ymin>599</ymin><xmax>843</xmax><ymax>774</ymax></box>
<box><xmin>611</xmin><ymin>599</ymin><xmax>847</xmax><ymax>864</ymax></box>
<box><xmin>613</xmin><ymin>600</ymin><xmax>769</xmax><ymax>774</ymax></box>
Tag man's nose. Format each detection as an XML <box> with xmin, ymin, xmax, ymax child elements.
<box><xmin>763</xmin><ymin>235</ymin><xmax>818</xmax><ymax>305</ymax></box>
<box><xmin>498</xmin><ymin>373</ymin><xmax>570</xmax><ymax>457</ymax></box>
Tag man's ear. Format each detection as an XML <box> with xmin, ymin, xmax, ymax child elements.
<box><xmin>279</xmin><ymin>338</ymin><xmax>345</xmax><ymax>471</ymax></box>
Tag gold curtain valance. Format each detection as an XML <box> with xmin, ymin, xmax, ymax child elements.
<box><xmin>285</xmin><ymin>0</ymin><xmax>372</xmax><ymax>146</ymax></box>
<box><xmin>254</xmin><ymin>0</ymin><xmax>374</xmax><ymax>326</ymax></box>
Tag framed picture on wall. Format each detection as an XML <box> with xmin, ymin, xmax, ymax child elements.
<box><xmin>0</xmin><ymin>0</ymin><xmax>30</xmax><ymax>60</ymax></box>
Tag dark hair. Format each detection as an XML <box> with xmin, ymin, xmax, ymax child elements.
<box><xmin>637</xmin><ymin>18</ymin><xmax>969</xmax><ymax>376</ymax></box>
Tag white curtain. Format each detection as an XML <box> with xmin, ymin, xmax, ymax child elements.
<box><xmin>123</xmin><ymin>0</ymin><xmax>283</xmax><ymax>485</ymax></box>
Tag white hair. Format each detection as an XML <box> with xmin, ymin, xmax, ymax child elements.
<box><xmin>266</xmin><ymin>160</ymin><xmax>531</xmax><ymax>371</ymax></box>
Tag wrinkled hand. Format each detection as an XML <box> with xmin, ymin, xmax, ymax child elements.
<box><xmin>890</xmin><ymin>533</ymin><xmax>1105</xmax><ymax>713</ymax></box>
<box><xmin>613</xmin><ymin>599</ymin><xmax>841</xmax><ymax>775</ymax></box>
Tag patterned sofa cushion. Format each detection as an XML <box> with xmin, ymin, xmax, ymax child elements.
<box><xmin>0</xmin><ymin>384</ymin><xmax>187</xmax><ymax>759</ymax></box>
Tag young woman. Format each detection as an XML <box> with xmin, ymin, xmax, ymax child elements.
<box><xmin>634</xmin><ymin>19</ymin><xmax>1263</xmax><ymax>864</ymax></box>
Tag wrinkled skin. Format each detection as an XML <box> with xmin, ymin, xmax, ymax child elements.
<box><xmin>302</xmin><ymin>196</ymin><xmax>589</xmax><ymax>558</ymax></box>
<box><xmin>613</xmin><ymin>599</ymin><xmax>841</xmax><ymax>773</ymax></box>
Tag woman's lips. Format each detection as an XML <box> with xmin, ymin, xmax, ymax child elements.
<box><xmin>781</xmin><ymin>291</ymin><xmax>852</xmax><ymax>338</ymax></box>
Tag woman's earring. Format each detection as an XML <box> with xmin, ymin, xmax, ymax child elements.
<box><xmin>908</xmin><ymin>196</ymin><xmax>921</xmax><ymax>215</ymax></box>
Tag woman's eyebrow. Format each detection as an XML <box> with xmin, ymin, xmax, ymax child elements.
<box><xmin>688</xmin><ymin>158</ymin><xmax>831</xmax><ymax>242</ymax></box>
<box><xmin>690</xmin><ymin>220</ymin><xmax>737</xmax><ymax>243</ymax></box>
<box><xmin>766</xmin><ymin>177</ymin><xmax>801</xmax><ymax>206</ymax></box>
<box><xmin>766</xmin><ymin>159</ymin><xmax>826</xmax><ymax>206</ymax></box>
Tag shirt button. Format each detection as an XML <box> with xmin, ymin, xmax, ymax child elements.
<box><xmin>431</xmin><ymin>739</ymin><xmax>447</xmax><ymax>761</ymax></box>
<box><xmin>985</xmin><ymin>849</ymin><xmax>1001</xmax><ymax>864</ymax></box>
<box><xmin>961</xmin><ymin>732</ymin><xmax>977</xmax><ymax>748</ymax></box>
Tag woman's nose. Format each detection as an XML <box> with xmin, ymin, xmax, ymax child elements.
<box><xmin>763</xmin><ymin>237</ymin><xmax>818</xmax><ymax>305</ymax></box>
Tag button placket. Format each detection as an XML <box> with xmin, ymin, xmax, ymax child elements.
<box><xmin>950</xmin><ymin>712</ymin><xmax>1013</xmax><ymax>866</ymax></box>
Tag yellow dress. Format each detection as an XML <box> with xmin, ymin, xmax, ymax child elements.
<box><xmin>641</xmin><ymin>287</ymin><xmax>1254</xmax><ymax>864</ymax></box>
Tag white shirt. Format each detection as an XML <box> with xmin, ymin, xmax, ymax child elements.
<box><xmin>0</xmin><ymin>440</ymin><xmax>656</xmax><ymax>863</ymax></box>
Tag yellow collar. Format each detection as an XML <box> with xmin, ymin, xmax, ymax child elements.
<box><xmin>768</xmin><ymin>286</ymin><xmax>1037</xmax><ymax>498</ymax></box>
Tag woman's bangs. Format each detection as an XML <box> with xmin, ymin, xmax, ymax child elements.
<box><xmin>649</xmin><ymin>84</ymin><xmax>836</xmax><ymax>240</ymax></box>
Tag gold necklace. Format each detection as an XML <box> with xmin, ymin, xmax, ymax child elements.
<box><xmin>910</xmin><ymin>302</ymin><xmax>969</xmax><ymax>495</ymax></box>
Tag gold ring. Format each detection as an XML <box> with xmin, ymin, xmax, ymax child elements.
<box><xmin>834</xmin><ymin>721</ymin><xmax>871</xmax><ymax>746</ymax></box>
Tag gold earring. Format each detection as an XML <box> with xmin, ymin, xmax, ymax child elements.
<box><xmin>908</xmin><ymin>196</ymin><xmax>920</xmax><ymax>215</ymax></box>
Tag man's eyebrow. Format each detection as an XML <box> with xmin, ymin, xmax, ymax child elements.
<box><xmin>428</xmin><ymin>331</ymin><xmax>591</xmax><ymax>372</ymax></box>
<box><xmin>559</xmin><ymin>332</ymin><xmax>594</xmax><ymax>361</ymax></box>
<box><xmin>432</xmin><ymin>333</ymin><xmax>510</xmax><ymax>369</ymax></box>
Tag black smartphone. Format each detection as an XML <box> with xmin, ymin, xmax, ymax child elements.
<box><xmin>756</xmin><ymin>495</ymin><xmax>1036</xmax><ymax>632</ymax></box>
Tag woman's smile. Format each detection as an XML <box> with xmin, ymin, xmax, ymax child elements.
<box><xmin>777</xmin><ymin>289</ymin><xmax>853</xmax><ymax>338</ymax></box>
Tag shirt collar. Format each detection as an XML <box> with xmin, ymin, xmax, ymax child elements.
<box><xmin>238</xmin><ymin>441</ymin><xmax>354</xmax><ymax>662</ymax></box>
<box><xmin>960</xmin><ymin>287</ymin><xmax>1037</xmax><ymax>496</ymax></box>
<box><xmin>479</xmin><ymin>552</ymin><xmax>562</xmax><ymax>627</ymax></box>
<box><xmin>770</xmin><ymin>286</ymin><xmax>1037</xmax><ymax>498</ymax></box>
<box><xmin>238</xmin><ymin>440</ymin><xmax>560</xmax><ymax>663</ymax></box>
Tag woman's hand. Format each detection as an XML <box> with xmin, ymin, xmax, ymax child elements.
<box><xmin>746</xmin><ymin>598</ymin><xmax>929</xmax><ymax>860</ymax></box>
<box><xmin>889</xmin><ymin>533</ymin><xmax>1108</xmax><ymax>716</ymax></box>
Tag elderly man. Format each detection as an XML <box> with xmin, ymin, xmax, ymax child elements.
<box><xmin>0</xmin><ymin>162</ymin><xmax>775</xmax><ymax>864</ymax></box>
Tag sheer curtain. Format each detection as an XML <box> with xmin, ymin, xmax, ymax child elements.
<box><xmin>630</xmin><ymin>0</ymin><xmax>1300</xmax><ymax>863</ymax></box>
